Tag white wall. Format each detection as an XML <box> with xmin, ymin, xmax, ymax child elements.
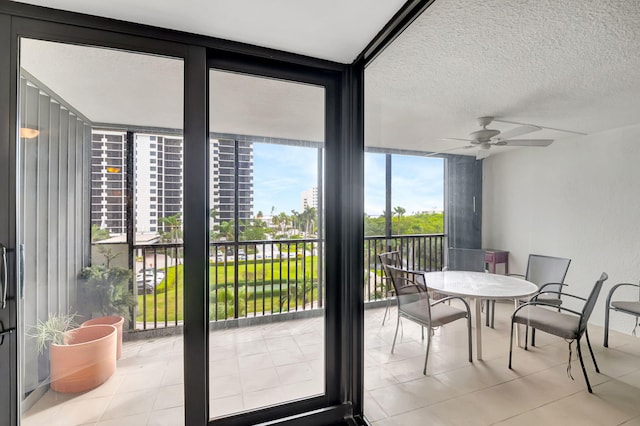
<box><xmin>482</xmin><ymin>124</ymin><xmax>640</xmax><ymax>335</ymax></box>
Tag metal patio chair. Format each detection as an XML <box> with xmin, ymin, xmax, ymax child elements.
<box><xmin>509</xmin><ymin>272</ymin><xmax>608</xmax><ymax>393</ymax></box>
<box><xmin>386</xmin><ymin>265</ymin><xmax>472</xmax><ymax>375</ymax></box>
<box><xmin>604</xmin><ymin>281</ymin><xmax>640</xmax><ymax>347</ymax></box>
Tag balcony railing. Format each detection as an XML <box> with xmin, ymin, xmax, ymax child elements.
<box><xmin>128</xmin><ymin>234</ymin><xmax>444</xmax><ymax>331</ymax></box>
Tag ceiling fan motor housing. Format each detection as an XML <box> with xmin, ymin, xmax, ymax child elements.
<box><xmin>470</xmin><ymin>128</ymin><xmax>500</xmax><ymax>143</ymax></box>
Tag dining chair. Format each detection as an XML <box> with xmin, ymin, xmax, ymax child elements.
<box><xmin>603</xmin><ymin>281</ymin><xmax>640</xmax><ymax>347</ymax></box>
<box><xmin>386</xmin><ymin>265</ymin><xmax>472</xmax><ymax>375</ymax></box>
<box><xmin>509</xmin><ymin>254</ymin><xmax>571</xmax><ymax>341</ymax></box>
<box><xmin>509</xmin><ymin>272</ymin><xmax>608</xmax><ymax>393</ymax></box>
<box><xmin>378</xmin><ymin>251</ymin><xmax>402</xmax><ymax>325</ymax></box>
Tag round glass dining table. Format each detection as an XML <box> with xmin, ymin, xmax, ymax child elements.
<box><xmin>422</xmin><ymin>271</ymin><xmax>538</xmax><ymax>360</ymax></box>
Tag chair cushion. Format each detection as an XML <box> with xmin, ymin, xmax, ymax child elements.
<box><xmin>513</xmin><ymin>306</ymin><xmax>580</xmax><ymax>340</ymax></box>
<box><xmin>401</xmin><ymin>300</ymin><xmax>468</xmax><ymax>327</ymax></box>
<box><xmin>611</xmin><ymin>301</ymin><xmax>640</xmax><ymax>315</ymax></box>
<box><xmin>431</xmin><ymin>304</ymin><xmax>469</xmax><ymax>326</ymax></box>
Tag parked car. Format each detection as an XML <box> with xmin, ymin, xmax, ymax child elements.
<box><xmin>137</xmin><ymin>277</ymin><xmax>156</xmax><ymax>294</ymax></box>
<box><xmin>136</xmin><ymin>269</ymin><xmax>164</xmax><ymax>294</ymax></box>
<box><xmin>136</xmin><ymin>269</ymin><xmax>164</xmax><ymax>282</ymax></box>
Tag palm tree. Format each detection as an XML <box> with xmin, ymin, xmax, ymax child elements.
<box><xmin>276</xmin><ymin>212</ymin><xmax>288</xmax><ymax>235</ymax></box>
<box><xmin>393</xmin><ymin>206</ymin><xmax>406</xmax><ymax>235</ymax></box>
<box><xmin>159</xmin><ymin>213</ymin><xmax>182</xmax><ymax>242</ymax></box>
<box><xmin>301</xmin><ymin>206</ymin><xmax>317</xmax><ymax>236</ymax></box>
<box><xmin>215</xmin><ymin>220</ymin><xmax>234</xmax><ymax>241</ymax></box>
<box><xmin>290</xmin><ymin>210</ymin><xmax>301</xmax><ymax>234</ymax></box>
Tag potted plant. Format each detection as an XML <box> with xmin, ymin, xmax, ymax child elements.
<box><xmin>80</xmin><ymin>247</ymin><xmax>136</xmax><ymax>359</ymax></box>
<box><xmin>30</xmin><ymin>313</ymin><xmax>117</xmax><ymax>393</ymax></box>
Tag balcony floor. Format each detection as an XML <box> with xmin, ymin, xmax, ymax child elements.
<box><xmin>22</xmin><ymin>303</ymin><xmax>640</xmax><ymax>425</ymax></box>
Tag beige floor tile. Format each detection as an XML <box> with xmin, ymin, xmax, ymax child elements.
<box><xmin>153</xmin><ymin>383</ymin><xmax>184</xmax><ymax>410</ymax></box>
<box><xmin>276</xmin><ymin>362</ymin><xmax>315</xmax><ymax>385</ymax></box>
<box><xmin>210</xmin><ymin>394</ymin><xmax>244</xmax><ymax>419</ymax></box>
<box><xmin>209</xmin><ymin>356</ymin><xmax>240</xmax><ymax>377</ymax></box>
<box><xmin>265</xmin><ymin>335</ymin><xmax>297</xmax><ymax>352</ymax></box>
<box><xmin>96</xmin><ymin>412</ymin><xmax>149</xmax><ymax>426</ymax></box>
<box><xmin>19</xmin><ymin>306</ymin><xmax>640</xmax><ymax>426</ymax></box>
<box><xmin>51</xmin><ymin>395</ymin><xmax>113</xmax><ymax>425</ymax></box>
<box><xmin>210</xmin><ymin>373</ymin><xmax>243</xmax><ymax>399</ymax></box>
<box><xmin>238</xmin><ymin>351</ymin><xmax>274</xmax><ymax>371</ymax></box>
<box><xmin>146</xmin><ymin>406</ymin><xmax>184</xmax><ymax>426</ymax></box>
<box><xmin>364</xmin><ymin>365</ymin><xmax>399</xmax><ymax>391</ymax></box>
<box><xmin>235</xmin><ymin>339</ymin><xmax>269</xmax><ymax>357</ymax></box>
<box><xmin>100</xmin><ymin>389</ymin><xmax>157</xmax><ymax>420</ymax></box>
<box><xmin>161</xmin><ymin>364</ymin><xmax>184</xmax><ymax>386</ymax></box>
<box><xmin>118</xmin><ymin>370</ymin><xmax>165</xmax><ymax>393</ymax></box>
<box><xmin>269</xmin><ymin>346</ymin><xmax>306</xmax><ymax>366</ymax></box>
<box><xmin>240</xmin><ymin>367</ymin><xmax>279</xmax><ymax>393</ymax></box>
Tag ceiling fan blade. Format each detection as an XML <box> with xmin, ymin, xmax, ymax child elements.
<box><xmin>425</xmin><ymin>145</ymin><xmax>474</xmax><ymax>157</ymax></box>
<box><xmin>499</xmin><ymin>139</ymin><xmax>554</xmax><ymax>147</ymax></box>
<box><xmin>497</xmin><ymin>124</ymin><xmax>541</xmax><ymax>140</ymax></box>
<box><xmin>439</xmin><ymin>137</ymin><xmax>473</xmax><ymax>143</ymax></box>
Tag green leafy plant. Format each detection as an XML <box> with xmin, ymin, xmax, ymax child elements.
<box><xmin>80</xmin><ymin>247</ymin><xmax>136</xmax><ymax>317</ymax></box>
<box><xmin>80</xmin><ymin>264</ymin><xmax>136</xmax><ymax>317</ymax></box>
<box><xmin>30</xmin><ymin>313</ymin><xmax>78</xmax><ymax>354</ymax></box>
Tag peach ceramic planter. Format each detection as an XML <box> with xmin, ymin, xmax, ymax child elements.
<box><xmin>81</xmin><ymin>315</ymin><xmax>124</xmax><ymax>359</ymax></box>
<box><xmin>50</xmin><ymin>324</ymin><xmax>117</xmax><ymax>393</ymax></box>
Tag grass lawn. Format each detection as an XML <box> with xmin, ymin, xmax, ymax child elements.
<box><xmin>136</xmin><ymin>256</ymin><xmax>319</xmax><ymax>323</ymax></box>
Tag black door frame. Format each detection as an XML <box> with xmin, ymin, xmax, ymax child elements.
<box><xmin>205</xmin><ymin>52</ymin><xmax>351</xmax><ymax>425</ymax></box>
<box><xmin>0</xmin><ymin>3</ymin><xmax>364</xmax><ymax>425</ymax></box>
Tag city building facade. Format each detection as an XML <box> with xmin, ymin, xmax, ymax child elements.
<box><xmin>91</xmin><ymin>131</ymin><xmax>253</xmax><ymax>238</ymax></box>
<box><xmin>301</xmin><ymin>186</ymin><xmax>318</xmax><ymax>210</ymax></box>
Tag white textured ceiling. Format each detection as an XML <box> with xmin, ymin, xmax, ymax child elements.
<box><xmin>365</xmin><ymin>0</ymin><xmax>640</xmax><ymax>154</ymax></box>
<box><xmin>15</xmin><ymin>0</ymin><xmax>640</xmax><ymax>155</ymax></box>
<box><xmin>11</xmin><ymin>0</ymin><xmax>406</xmax><ymax>63</ymax></box>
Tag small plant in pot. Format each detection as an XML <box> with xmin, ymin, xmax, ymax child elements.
<box><xmin>30</xmin><ymin>313</ymin><xmax>118</xmax><ymax>393</ymax></box>
<box><xmin>80</xmin><ymin>246</ymin><xmax>136</xmax><ymax>359</ymax></box>
<box><xmin>31</xmin><ymin>313</ymin><xmax>78</xmax><ymax>354</ymax></box>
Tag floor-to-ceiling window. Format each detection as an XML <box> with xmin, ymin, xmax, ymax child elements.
<box><xmin>17</xmin><ymin>37</ymin><xmax>186</xmax><ymax>425</ymax></box>
<box><xmin>207</xmin><ymin>69</ymin><xmax>326</xmax><ymax>419</ymax></box>
<box><xmin>0</xmin><ymin>6</ymin><xmax>358</xmax><ymax>424</ymax></box>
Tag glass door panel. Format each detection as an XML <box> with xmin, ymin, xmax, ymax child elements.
<box><xmin>208</xmin><ymin>70</ymin><xmax>325</xmax><ymax>419</ymax></box>
<box><xmin>18</xmin><ymin>38</ymin><xmax>185</xmax><ymax>425</ymax></box>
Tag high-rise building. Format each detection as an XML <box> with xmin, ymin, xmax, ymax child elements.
<box><xmin>301</xmin><ymin>187</ymin><xmax>318</xmax><ymax>211</ymax></box>
<box><xmin>134</xmin><ymin>134</ymin><xmax>183</xmax><ymax>235</ymax></box>
<box><xmin>91</xmin><ymin>131</ymin><xmax>253</xmax><ymax>238</ymax></box>
<box><xmin>210</xmin><ymin>139</ymin><xmax>254</xmax><ymax>230</ymax></box>
<box><xmin>91</xmin><ymin>130</ymin><xmax>127</xmax><ymax>235</ymax></box>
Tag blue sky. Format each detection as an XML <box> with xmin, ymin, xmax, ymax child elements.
<box><xmin>253</xmin><ymin>144</ymin><xmax>444</xmax><ymax>216</ymax></box>
<box><xmin>253</xmin><ymin>144</ymin><xmax>318</xmax><ymax>216</ymax></box>
<box><xmin>365</xmin><ymin>153</ymin><xmax>444</xmax><ymax>216</ymax></box>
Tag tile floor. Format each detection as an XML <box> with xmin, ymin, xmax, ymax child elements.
<box><xmin>21</xmin><ymin>302</ymin><xmax>640</xmax><ymax>425</ymax></box>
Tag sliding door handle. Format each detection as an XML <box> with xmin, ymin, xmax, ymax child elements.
<box><xmin>0</xmin><ymin>244</ymin><xmax>7</xmax><ymax>309</ymax></box>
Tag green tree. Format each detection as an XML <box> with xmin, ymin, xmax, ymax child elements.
<box><xmin>275</xmin><ymin>212</ymin><xmax>289</xmax><ymax>235</ymax></box>
<box><xmin>159</xmin><ymin>213</ymin><xmax>182</xmax><ymax>243</ymax></box>
<box><xmin>290</xmin><ymin>210</ymin><xmax>301</xmax><ymax>234</ymax></box>
<box><xmin>300</xmin><ymin>206</ymin><xmax>317</xmax><ymax>236</ymax></box>
<box><xmin>91</xmin><ymin>224</ymin><xmax>110</xmax><ymax>242</ymax></box>
<box><xmin>393</xmin><ymin>206</ymin><xmax>406</xmax><ymax>235</ymax></box>
<box><xmin>364</xmin><ymin>215</ymin><xmax>385</xmax><ymax>236</ymax></box>
<box><xmin>215</xmin><ymin>220</ymin><xmax>234</xmax><ymax>241</ymax></box>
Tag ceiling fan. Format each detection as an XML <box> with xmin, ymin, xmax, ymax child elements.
<box><xmin>438</xmin><ymin>116</ymin><xmax>553</xmax><ymax>158</ymax></box>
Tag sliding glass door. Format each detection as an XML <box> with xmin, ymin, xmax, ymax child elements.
<box><xmin>16</xmin><ymin>37</ymin><xmax>186</xmax><ymax>425</ymax></box>
<box><xmin>207</xmin><ymin>69</ymin><xmax>326</xmax><ymax>419</ymax></box>
<box><xmin>0</xmin><ymin>11</ymin><xmax>355</xmax><ymax>426</ymax></box>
